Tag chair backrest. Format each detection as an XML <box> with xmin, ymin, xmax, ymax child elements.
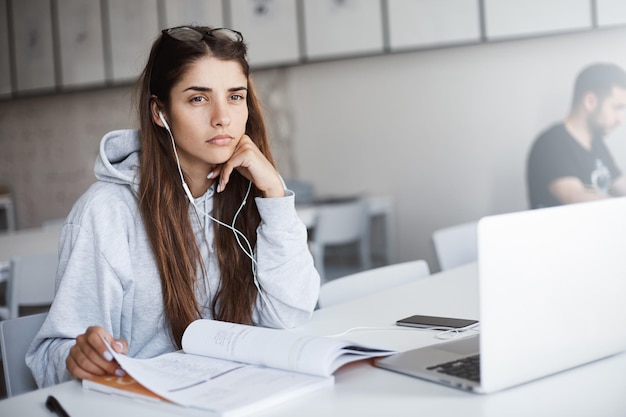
<box><xmin>309</xmin><ymin>200</ymin><xmax>371</xmax><ymax>282</ymax></box>
<box><xmin>311</xmin><ymin>200</ymin><xmax>369</xmax><ymax>246</ymax></box>
<box><xmin>0</xmin><ymin>312</ymin><xmax>47</xmax><ymax>397</ymax></box>
<box><xmin>41</xmin><ymin>217</ymin><xmax>65</xmax><ymax>229</ymax></box>
<box><xmin>284</xmin><ymin>179</ymin><xmax>315</xmax><ymax>205</ymax></box>
<box><xmin>6</xmin><ymin>252</ymin><xmax>58</xmax><ymax>319</ymax></box>
<box><xmin>318</xmin><ymin>259</ymin><xmax>430</xmax><ymax>308</ymax></box>
<box><xmin>432</xmin><ymin>221</ymin><xmax>478</xmax><ymax>271</ymax></box>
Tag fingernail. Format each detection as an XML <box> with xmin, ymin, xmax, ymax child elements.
<box><xmin>114</xmin><ymin>341</ymin><xmax>124</xmax><ymax>351</ymax></box>
<box><xmin>103</xmin><ymin>351</ymin><xmax>113</xmax><ymax>361</ymax></box>
<box><xmin>217</xmin><ymin>182</ymin><xmax>222</xmax><ymax>193</ymax></box>
<box><xmin>115</xmin><ymin>369</ymin><xmax>126</xmax><ymax>377</ymax></box>
<box><xmin>207</xmin><ymin>171</ymin><xmax>214</xmax><ymax>179</ymax></box>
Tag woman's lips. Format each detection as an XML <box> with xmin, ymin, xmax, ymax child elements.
<box><xmin>208</xmin><ymin>135</ymin><xmax>233</xmax><ymax>146</ymax></box>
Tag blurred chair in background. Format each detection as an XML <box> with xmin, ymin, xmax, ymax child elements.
<box><xmin>41</xmin><ymin>218</ymin><xmax>65</xmax><ymax>229</ymax></box>
<box><xmin>0</xmin><ymin>253</ymin><xmax>58</xmax><ymax>320</ymax></box>
<box><xmin>309</xmin><ymin>200</ymin><xmax>371</xmax><ymax>283</ymax></box>
<box><xmin>0</xmin><ymin>184</ymin><xmax>16</xmax><ymax>233</ymax></box>
<box><xmin>0</xmin><ymin>312</ymin><xmax>47</xmax><ymax>397</ymax></box>
<box><xmin>284</xmin><ymin>179</ymin><xmax>315</xmax><ymax>205</ymax></box>
<box><xmin>318</xmin><ymin>259</ymin><xmax>430</xmax><ymax>308</ymax></box>
<box><xmin>432</xmin><ymin>221</ymin><xmax>478</xmax><ymax>271</ymax></box>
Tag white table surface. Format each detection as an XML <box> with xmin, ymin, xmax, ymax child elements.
<box><xmin>0</xmin><ymin>224</ymin><xmax>62</xmax><ymax>278</ymax></box>
<box><xmin>2</xmin><ymin>263</ymin><xmax>625</xmax><ymax>416</ymax></box>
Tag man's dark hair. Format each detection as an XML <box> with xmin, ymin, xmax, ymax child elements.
<box><xmin>572</xmin><ymin>62</ymin><xmax>626</xmax><ymax>107</ymax></box>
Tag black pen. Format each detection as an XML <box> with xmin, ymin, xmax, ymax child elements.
<box><xmin>45</xmin><ymin>395</ymin><xmax>71</xmax><ymax>417</ymax></box>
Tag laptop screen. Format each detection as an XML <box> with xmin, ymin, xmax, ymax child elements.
<box><xmin>477</xmin><ymin>198</ymin><xmax>626</xmax><ymax>392</ymax></box>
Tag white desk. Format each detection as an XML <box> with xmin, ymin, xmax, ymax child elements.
<box><xmin>0</xmin><ymin>224</ymin><xmax>62</xmax><ymax>282</ymax></box>
<box><xmin>2</xmin><ymin>264</ymin><xmax>626</xmax><ymax>416</ymax></box>
<box><xmin>0</xmin><ymin>224</ymin><xmax>62</xmax><ymax>260</ymax></box>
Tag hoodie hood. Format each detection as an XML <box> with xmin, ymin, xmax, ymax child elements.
<box><xmin>94</xmin><ymin>129</ymin><xmax>141</xmax><ymax>192</ymax></box>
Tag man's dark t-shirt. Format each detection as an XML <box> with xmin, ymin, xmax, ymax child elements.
<box><xmin>526</xmin><ymin>123</ymin><xmax>621</xmax><ymax>209</ymax></box>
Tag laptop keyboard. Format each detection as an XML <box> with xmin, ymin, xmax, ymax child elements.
<box><xmin>427</xmin><ymin>354</ymin><xmax>481</xmax><ymax>382</ymax></box>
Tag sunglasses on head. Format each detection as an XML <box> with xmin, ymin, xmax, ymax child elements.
<box><xmin>161</xmin><ymin>26</ymin><xmax>243</xmax><ymax>43</ymax></box>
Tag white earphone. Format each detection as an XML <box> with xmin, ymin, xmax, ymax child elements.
<box><xmin>157</xmin><ymin>109</ymin><xmax>287</xmax><ymax>329</ymax></box>
<box><xmin>159</xmin><ymin>111</ymin><xmax>195</xmax><ymax>203</ymax></box>
<box><xmin>158</xmin><ymin>109</ymin><xmax>169</xmax><ymax>129</ymax></box>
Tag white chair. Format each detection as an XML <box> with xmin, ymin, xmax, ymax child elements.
<box><xmin>284</xmin><ymin>179</ymin><xmax>315</xmax><ymax>205</ymax></box>
<box><xmin>0</xmin><ymin>192</ymin><xmax>16</xmax><ymax>232</ymax></box>
<box><xmin>0</xmin><ymin>312</ymin><xmax>47</xmax><ymax>397</ymax></box>
<box><xmin>309</xmin><ymin>200</ymin><xmax>371</xmax><ymax>283</ymax></box>
<box><xmin>432</xmin><ymin>221</ymin><xmax>478</xmax><ymax>271</ymax></box>
<box><xmin>41</xmin><ymin>217</ymin><xmax>65</xmax><ymax>229</ymax></box>
<box><xmin>0</xmin><ymin>252</ymin><xmax>58</xmax><ymax>320</ymax></box>
<box><xmin>318</xmin><ymin>259</ymin><xmax>430</xmax><ymax>308</ymax></box>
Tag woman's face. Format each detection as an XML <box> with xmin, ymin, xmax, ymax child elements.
<box><xmin>166</xmin><ymin>55</ymin><xmax>249</xmax><ymax>180</ymax></box>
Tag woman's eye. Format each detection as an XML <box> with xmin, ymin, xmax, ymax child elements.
<box><xmin>230</xmin><ymin>94</ymin><xmax>245</xmax><ymax>101</ymax></box>
<box><xmin>190</xmin><ymin>96</ymin><xmax>206</xmax><ymax>103</ymax></box>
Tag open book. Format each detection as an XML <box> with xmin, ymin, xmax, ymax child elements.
<box><xmin>83</xmin><ymin>319</ymin><xmax>394</xmax><ymax>416</ymax></box>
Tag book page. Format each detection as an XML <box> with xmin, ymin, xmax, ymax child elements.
<box><xmin>106</xmin><ymin>347</ymin><xmax>245</xmax><ymax>395</ymax></box>
<box><xmin>181</xmin><ymin>319</ymin><xmax>393</xmax><ymax>376</ymax></box>
<box><xmin>160</xmin><ymin>365</ymin><xmax>333</xmax><ymax>416</ymax></box>
<box><xmin>102</xmin><ymin>340</ymin><xmax>333</xmax><ymax>415</ymax></box>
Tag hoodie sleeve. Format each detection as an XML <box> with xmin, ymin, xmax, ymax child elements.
<box><xmin>25</xmin><ymin>218</ymin><xmax>126</xmax><ymax>387</ymax></box>
<box><xmin>26</xmin><ymin>129</ymin><xmax>176</xmax><ymax>387</ymax></box>
<box><xmin>24</xmin><ymin>179</ymin><xmax>151</xmax><ymax>388</ymax></box>
<box><xmin>252</xmin><ymin>190</ymin><xmax>320</xmax><ymax>328</ymax></box>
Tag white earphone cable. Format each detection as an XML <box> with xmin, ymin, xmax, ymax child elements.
<box><xmin>324</xmin><ymin>323</ymin><xmax>480</xmax><ymax>340</ymax></box>
<box><xmin>159</xmin><ymin>113</ymin><xmax>287</xmax><ymax>329</ymax></box>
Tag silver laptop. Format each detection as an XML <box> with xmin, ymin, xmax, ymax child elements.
<box><xmin>375</xmin><ymin>198</ymin><xmax>626</xmax><ymax>394</ymax></box>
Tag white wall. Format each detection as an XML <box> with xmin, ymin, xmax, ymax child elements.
<box><xmin>1</xmin><ymin>26</ymin><xmax>626</xmax><ymax>271</ymax></box>
<box><xmin>279</xmin><ymin>27</ymin><xmax>626</xmax><ymax>268</ymax></box>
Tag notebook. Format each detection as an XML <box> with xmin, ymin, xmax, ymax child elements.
<box><xmin>375</xmin><ymin>197</ymin><xmax>626</xmax><ymax>393</ymax></box>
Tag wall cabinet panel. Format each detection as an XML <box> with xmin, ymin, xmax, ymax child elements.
<box><xmin>596</xmin><ymin>0</ymin><xmax>626</xmax><ymax>27</ymax></box>
<box><xmin>11</xmin><ymin>0</ymin><xmax>56</xmax><ymax>93</ymax></box>
<box><xmin>229</xmin><ymin>0</ymin><xmax>300</xmax><ymax>68</ymax></box>
<box><xmin>106</xmin><ymin>0</ymin><xmax>159</xmax><ymax>83</ymax></box>
<box><xmin>162</xmin><ymin>0</ymin><xmax>224</xmax><ymax>29</ymax></box>
<box><xmin>484</xmin><ymin>0</ymin><xmax>591</xmax><ymax>40</ymax></box>
<box><xmin>0</xmin><ymin>0</ymin><xmax>11</xmax><ymax>97</ymax></box>
<box><xmin>56</xmin><ymin>0</ymin><xmax>106</xmax><ymax>89</ymax></box>
<box><xmin>302</xmin><ymin>0</ymin><xmax>384</xmax><ymax>60</ymax></box>
<box><xmin>387</xmin><ymin>0</ymin><xmax>481</xmax><ymax>51</ymax></box>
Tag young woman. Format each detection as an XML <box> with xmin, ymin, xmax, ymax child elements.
<box><xmin>26</xmin><ymin>26</ymin><xmax>320</xmax><ymax>387</ymax></box>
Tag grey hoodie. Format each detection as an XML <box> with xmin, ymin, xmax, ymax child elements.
<box><xmin>26</xmin><ymin>129</ymin><xmax>320</xmax><ymax>387</ymax></box>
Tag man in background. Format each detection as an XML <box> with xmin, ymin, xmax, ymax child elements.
<box><xmin>526</xmin><ymin>62</ymin><xmax>626</xmax><ymax>209</ymax></box>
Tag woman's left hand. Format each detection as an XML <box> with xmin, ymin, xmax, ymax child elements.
<box><xmin>209</xmin><ymin>135</ymin><xmax>285</xmax><ymax>198</ymax></box>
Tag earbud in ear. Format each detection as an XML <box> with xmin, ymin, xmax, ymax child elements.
<box><xmin>158</xmin><ymin>108</ymin><xmax>194</xmax><ymax>205</ymax></box>
<box><xmin>158</xmin><ymin>110</ymin><xmax>171</xmax><ymax>132</ymax></box>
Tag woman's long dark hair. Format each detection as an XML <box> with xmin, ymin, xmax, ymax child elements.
<box><xmin>135</xmin><ymin>26</ymin><xmax>273</xmax><ymax>347</ymax></box>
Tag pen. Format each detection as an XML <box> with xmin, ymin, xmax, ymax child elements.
<box><xmin>45</xmin><ymin>395</ymin><xmax>71</xmax><ymax>417</ymax></box>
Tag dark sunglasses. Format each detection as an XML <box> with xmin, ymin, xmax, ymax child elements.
<box><xmin>162</xmin><ymin>26</ymin><xmax>243</xmax><ymax>43</ymax></box>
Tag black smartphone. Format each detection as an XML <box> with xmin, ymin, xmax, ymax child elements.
<box><xmin>396</xmin><ymin>314</ymin><xmax>478</xmax><ymax>329</ymax></box>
